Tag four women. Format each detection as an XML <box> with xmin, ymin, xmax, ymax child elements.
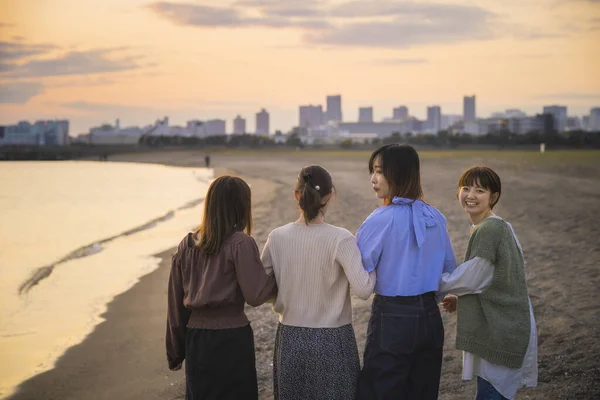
<box><xmin>166</xmin><ymin>145</ymin><xmax>538</xmax><ymax>400</ymax></box>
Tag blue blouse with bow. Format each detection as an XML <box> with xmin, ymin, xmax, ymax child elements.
<box><xmin>356</xmin><ymin>197</ymin><xmax>456</xmax><ymax>296</ymax></box>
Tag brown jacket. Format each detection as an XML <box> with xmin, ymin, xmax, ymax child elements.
<box><xmin>166</xmin><ymin>231</ymin><xmax>277</xmax><ymax>369</ymax></box>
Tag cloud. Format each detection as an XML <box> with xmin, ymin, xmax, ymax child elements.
<box><xmin>1</xmin><ymin>48</ymin><xmax>145</xmax><ymax>78</ymax></box>
<box><xmin>149</xmin><ymin>1</ymin><xmax>563</xmax><ymax>48</ymax></box>
<box><xmin>47</xmin><ymin>76</ymin><xmax>117</xmax><ymax>88</ymax></box>
<box><xmin>0</xmin><ymin>82</ymin><xmax>44</xmax><ymax>104</ymax></box>
<box><xmin>234</xmin><ymin>0</ymin><xmax>323</xmax><ymax>17</ymax></box>
<box><xmin>379</xmin><ymin>58</ymin><xmax>429</xmax><ymax>64</ymax></box>
<box><xmin>0</xmin><ymin>41</ymin><xmax>58</xmax><ymax>61</ymax></box>
<box><xmin>147</xmin><ymin>2</ymin><xmax>330</xmax><ymax>29</ymax></box>
<box><xmin>306</xmin><ymin>20</ymin><xmax>495</xmax><ymax>48</ymax></box>
<box><xmin>148</xmin><ymin>3</ymin><xmax>241</xmax><ymax>27</ymax></box>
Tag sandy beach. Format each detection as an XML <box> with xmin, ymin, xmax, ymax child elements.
<box><xmin>8</xmin><ymin>149</ymin><xmax>600</xmax><ymax>400</ymax></box>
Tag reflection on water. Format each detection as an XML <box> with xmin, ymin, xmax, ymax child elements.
<box><xmin>0</xmin><ymin>161</ymin><xmax>212</xmax><ymax>398</ymax></box>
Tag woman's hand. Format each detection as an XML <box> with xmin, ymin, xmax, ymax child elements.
<box><xmin>170</xmin><ymin>363</ymin><xmax>182</xmax><ymax>371</ymax></box>
<box><xmin>441</xmin><ymin>295</ymin><xmax>457</xmax><ymax>313</ymax></box>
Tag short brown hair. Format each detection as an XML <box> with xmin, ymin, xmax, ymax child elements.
<box><xmin>195</xmin><ymin>176</ymin><xmax>252</xmax><ymax>255</ymax></box>
<box><xmin>295</xmin><ymin>165</ymin><xmax>334</xmax><ymax>223</ymax></box>
<box><xmin>458</xmin><ymin>166</ymin><xmax>502</xmax><ymax>209</ymax></box>
<box><xmin>369</xmin><ymin>144</ymin><xmax>423</xmax><ymax>203</ymax></box>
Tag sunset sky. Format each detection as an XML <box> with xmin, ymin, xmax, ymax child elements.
<box><xmin>1</xmin><ymin>0</ymin><xmax>599</xmax><ymax>134</ymax></box>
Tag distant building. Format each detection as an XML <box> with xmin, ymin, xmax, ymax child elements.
<box><xmin>589</xmin><ymin>107</ymin><xmax>600</xmax><ymax>131</ymax></box>
<box><xmin>233</xmin><ymin>115</ymin><xmax>246</xmax><ymax>134</ymax></box>
<box><xmin>256</xmin><ymin>109</ymin><xmax>269</xmax><ymax>135</ymax></box>
<box><xmin>505</xmin><ymin>109</ymin><xmax>527</xmax><ymax>119</ymax></box>
<box><xmin>441</xmin><ymin>115</ymin><xmax>461</xmax><ymax>130</ymax></box>
<box><xmin>326</xmin><ymin>95</ymin><xmax>342</xmax><ymax>122</ymax></box>
<box><xmin>403</xmin><ymin>117</ymin><xmax>425</xmax><ymax>134</ymax></box>
<box><xmin>507</xmin><ymin>117</ymin><xmax>536</xmax><ymax>134</ymax></box>
<box><xmin>543</xmin><ymin>105</ymin><xmax>567</xmax><ymax>132</ymax></box>
<box><xmin>336</xmin><ymin>121</ymin><xmax>402</xmax><ymax>137</ymax></box>
<box><xmin>536</xmin><ymin>113</ymin><xmax>555</xmax><ymax>134</ymax></box>
<box><xmin>427</xmin><ymin>106</ymin><xmax>442</xmax><ymax>133</ymax></box>
<box><xmin>299</xmin><ymin>105</ymin><xmax>324</xmax><ymax>129</ymax></box>
<box><xmin>392</xmin><ymin>106</ymin><xmax>409</xmax><ymax>121</ymax></box>
<box><xmin>359</xmin><ymin>107</ymin><xmax>373</xmax><ymax>122</ymax></box>
<box><xmin>205</xmin><ymin>119</ymin><xmax>226</xmax><ymax>136</ymax></box>
<box><xmin>0</xmin><ymin>120</ymin><xmax>70</xmax><ymax>146</ymax></box>
<box><xmin>89</xmin><ymin>120</ymin><xmax>142</xmax><ymax>145</ymax></box>
<box><xmin>464</xmin><ymin>95</ymin><xmax>476</xmax><ymax>122</ymax></box>
<box><xmin>582</xmin><ymin>115</ymin><xmax>590</xmax><ymax>131</ymax></box>
<box><xmin>566</xmin><ymin>117</ymin><xmax>582</xmax><ymax>131</ymax></box>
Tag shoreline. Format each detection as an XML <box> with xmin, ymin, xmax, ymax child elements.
<box><xmin>1</xmin><ymin>161</ymin><xmax>213</xmax><ymax>399</ymax></box>
<box><xmin>6</xmin><ymin>248</ymin><xmax>186</xmax><ymax>400</ymax></box>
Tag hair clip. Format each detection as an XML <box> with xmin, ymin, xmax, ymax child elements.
<box><xmin>314</xmin><ymin>185</ymin><xmax>320</xmax><ymax>190</ymax></box>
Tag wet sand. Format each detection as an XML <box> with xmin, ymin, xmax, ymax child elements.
<box><xmin>8</xmin><ymin>149</ymin><xmax>600</xmax><ymax>400</ymax></box>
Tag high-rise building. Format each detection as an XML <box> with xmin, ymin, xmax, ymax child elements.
<box><xmin>326</xmin><ymin>95</ymin><xmax>342</xmax><ymax>122</ymax></box>
<box><xmin>359</xmin><ymin>107</ymin><xmax>373</xmax><ymax>122</ymax></box>
<box><xmin>464</xmin><ymin>95</ymin><xmax>476</xmax><ymax>122</ymax></box>
<box><xmin>205</xmin><ymin>119</ymin><xmax>226</xmax><ymax>136</ymax></box>
<box><xmin>233</xmin><ymin>115</ymin><xmax>246</xmax><ymax>134</ymax></box>
<box><xmin>256</xmin><ymin>109</ymin><xmax>269</xmax><ymax>135</ymax></box>
<box><xmin>589</xmin><ymin>107</ymin><xmax>600</xmax><ymax>131</ymax></box>
<box><xmin>299</xmin><ymin>105</ymin><xmax>324</xmax><ymax>128</ymax></box>
<box><xmin>543</xmin><ymin>105</ymin><xmax>567</xmax><ymax>132</ymax></box>
<box><xmin>427</xmin><ymin>106</ymin><xmax>442</xmax><ymax>132</ymax></box>
<box><xmin>392</xmin><ymin>106</ymin><xmax>409</xmax><ymax>120</ymax></box>
<box><xmin>582</xmin><ymin>115</ymin><xmax>590</xmax><ymax>131</ymax></box>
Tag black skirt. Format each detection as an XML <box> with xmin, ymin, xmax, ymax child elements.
<box><xmin>273</xmin><ymin>323</ymin><xmax>360</xmax><ymax>400</ymax></box>
<box><xmin>185</xmin><ymin>324</ymin><xmax>258</xmax><ymax>400</ymax></box>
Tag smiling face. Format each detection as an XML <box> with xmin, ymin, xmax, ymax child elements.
<box><xmin>457</xmin><ymin>166</ymin><xmax>502</xmax><ymax>224</ymax></box>
<box><xmin>370</xmin><ymin>156</ymin><xmax>391</xmax><ymax>200</ymax></box>
<box><xmin>459</xmin><ymin>181</ymin><xmax>497</xmax><ymax>219</ymax></box>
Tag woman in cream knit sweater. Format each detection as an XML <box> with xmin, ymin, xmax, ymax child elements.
<box><xmin>261</xmin><ymin>165</ymin><xmax>376</xmax><ymax>400</ymax></box>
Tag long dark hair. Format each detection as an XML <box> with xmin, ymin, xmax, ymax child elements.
<box><xmin>295</xmin><ymin>165</ymin><xmax>334</xmax><ymax>223</ymax></box>
<box><xmin>194</xmin><ymin>176</ymin><xmax>252</xmax><ymax>255</ymax></box>
<box><xmin>369</xmin><ymin>143</ymin><xmax>423</xmax><ymax>204</ymax></box>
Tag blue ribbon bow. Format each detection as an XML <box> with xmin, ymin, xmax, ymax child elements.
<box><xmin>391</xmin><ymin>197</ymin><xmax>438</xmax><ymax>247</ymax></box>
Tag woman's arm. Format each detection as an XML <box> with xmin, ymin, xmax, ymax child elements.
<box><xmin>260</xmin><ymin>233</ymin><xmax>277</xmax><ymax>304</ymax></box>
<box><xmin>356</xmin><ymin>211</ymin><xmax>391</xmax><ymax>272</ymax></box>
<box><xmin>439</xmin><ymin>257</ymin><xmax>494</xmax><ymax>295</ymax></box>
<box><xmin>166</xmin><ymin>253</ymin><xmax>190</xmax><ymax>371</ymax></box>
<box><xmin>234</xmin><ymin>235</ymin><xmax>278</xmax><ymax>307</ymax></box>
<box><xmin>337</xmin><ymin>236</ymin><xmax>377</xmax><ymax>300</ymax></box>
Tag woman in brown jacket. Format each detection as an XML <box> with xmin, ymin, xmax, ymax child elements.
<box><xmin>166</xmin><ymin>176</ymin><xmax>277</xmax><ymax>400</ymax></box>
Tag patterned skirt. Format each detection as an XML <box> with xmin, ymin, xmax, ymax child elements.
<box><xmin>273</xmin><ymin>323</ymin><xmax>360</xmax><ymax>400</ymax></box>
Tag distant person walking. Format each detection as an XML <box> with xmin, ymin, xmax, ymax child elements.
<box><xmin>166</xmin><ymin>176</ymin><xmax>277</xmax><ymax>400</ymax></box>
<box><xmin>204</xmin><ymin>154</ymin><xmax>211</xmax><ymax>168</ymax></box>
<box><xmin>261</xmin><ymin>165</ymin><xmax>376</xmax><ymax>400</ymax></box>
<box><xmin>439</xmin><ymin>166</ymin><xmax>538</xmax><ymax>400</ymax></box>
<box><xmin>356</xmin><ymin>144</ymin><xmax>456</xmax><ymax>400</ymax></box>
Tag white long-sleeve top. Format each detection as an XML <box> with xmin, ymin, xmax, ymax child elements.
<box><xmin>439</xmin><ymin>217</ymin><xmax>538</xmax><ymax>400</ymax></box>
<box><xmin>261</xmin><ymin>222</ymin><xmax>376</xmax><ymax>328</ymax></box>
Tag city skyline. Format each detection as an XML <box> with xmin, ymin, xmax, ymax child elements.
<box><xmin>1</xmin><ymin>0</ymin><xmax>599</xmax><ymax>133</ymax></box>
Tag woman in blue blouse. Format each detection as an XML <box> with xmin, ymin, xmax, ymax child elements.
<box><xmin>356</xmin><ymin>144</ymin><xmax>456</xmax><ymax>400</ymax></box>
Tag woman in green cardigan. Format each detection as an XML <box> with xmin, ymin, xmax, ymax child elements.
<box><xmin>439</xmin><ymin>166</ymin><xmax>538</xmax><ymax>400</ymax></box>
